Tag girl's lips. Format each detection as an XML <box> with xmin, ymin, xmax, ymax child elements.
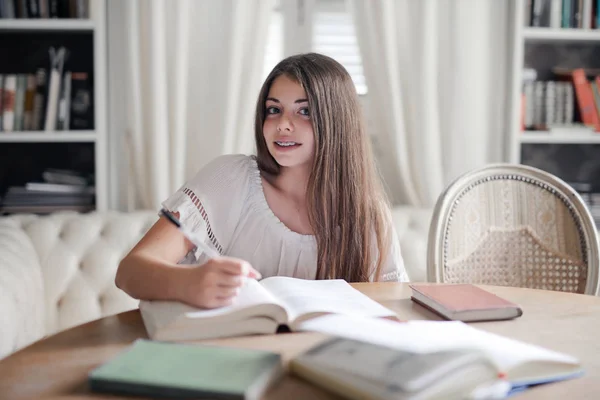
<box><xmin>274</xmin><ymin>142</ymin><xmax>302</xmax><ymax>151</ymax></box>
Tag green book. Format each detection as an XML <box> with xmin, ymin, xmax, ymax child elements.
<box><xmin>88</xmin><ymin>339</ymin><xmax>283</xmax><ymax>399</ymax></box>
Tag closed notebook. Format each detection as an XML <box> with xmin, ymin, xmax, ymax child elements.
<box><xmin>409</xmin><ymin>284</ymin><xmax>523</xmax><ymax>322</ymax></box>
<box><xmin>88</xmin><ymin>339</ymin><xmax>283</xmax><ymax>399</ymax></box>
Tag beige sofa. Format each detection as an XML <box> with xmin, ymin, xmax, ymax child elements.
<box><xmin>0</xmin><ymin>206</ymin><xmax>432</xmax><ymax>359</ymax></box>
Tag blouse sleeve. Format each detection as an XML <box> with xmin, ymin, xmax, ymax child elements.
<box><xmin>160</xmin><ymin>154</ymin><xmax>253</xmax><ymax>263</ymax></box>
<box><xmin>376</xmin><ymin>227</ymin><xmax>410</xmax><ymax>282</ymax></box>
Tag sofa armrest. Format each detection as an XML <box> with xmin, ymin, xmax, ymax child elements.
<box><xmin>0</xmin><ymin>220</ymin><xmax>45</xmax><ymax>359</ymax></box>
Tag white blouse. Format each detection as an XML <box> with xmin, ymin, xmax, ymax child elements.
<box><xmin>161</xmin><ymin>154</ymin><xmax>408</xmax><ymax>282</ymax></box>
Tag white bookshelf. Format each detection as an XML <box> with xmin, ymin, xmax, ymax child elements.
<box><xmin>0</xmin><ymin>19</ymin><xmax>95</xmax><ymax>32</ymax></box>
<box><xmin>520</xmin><ymin>131</ymin><xmax>600</xmax><ymax>144</ymax></box>
<box><xmin>0</xmin><ymin>0</ymin><xmax>108</xmax><ymax>212</ymax></box>
<box><xmin>508</xmin><ymin>3</ymin><xmax>600</xmax><ymax>164</ymax></box>
<box><xmin>0</xmin><ymin>131</ymin><xmax>96</xmax><ymax>142</ymax></box>
<box><xmin>523</xmin><ymin>27</ymin><xmax>600</xmax><ymax>42</ymax></box>
<box><xmin>507</xmin><ymin>1</ymin><xmax>600</xmax><ymax>230</ymax></box>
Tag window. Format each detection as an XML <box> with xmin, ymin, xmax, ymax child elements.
<box><xmin>263</xmin><ymin>0</ymin><xmax>367</xmax><ymax>94</ymax></box>
<box><xmin>312</xmin><ymin>0</ymin><xmax>366</xmax><ymax>94</ymax></box>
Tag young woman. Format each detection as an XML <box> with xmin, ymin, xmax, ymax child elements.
<box><xmin>116</xmin><ymin>53</ymin><xmax>408</xmax><ymax>309</ymax></box>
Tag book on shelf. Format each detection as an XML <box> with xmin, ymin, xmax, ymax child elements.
<box><xmin>296</xmin><ymin>314</ymin><xmax>583</xmax><ymax>397</ymax></box>
<box><xmin>572</xmin><ymin>68</ymin><xmax>600</xmax><ymax>132</ymax></box>
<box><xmin>1</xmin><ymin>75</ymin><xmax>16</xmax><ymax>132</ymax></box>
<box><xmin>0</xmin><ymin>0</ymin><xmax>89</xmax><ymax>18</ymax></box>
<box><xmin>139</xmin><ymin>276</ymin><xmax>397</xmax><ymax>342</ymax></box>
<box><xmin>89</xmin><ymin>339</ymin><xmax>283</xmax><ymax>400</ymax></box>
<box><xmin>0</xmin><ymin>75</ymin><xmax>3</xmax><ymax>130</ymax></box>
<box><xmin>0</xmin><ymin>48</ymin><xmax>94</xmax><ymax>132</ymax></box>
<box><xmin>42</xmin><ymin>168</ymin><xmax>90</xmax><ymax>186</ymax></box>
<box><xmin>24</xmin><ymin>182</ymin><xmax>94</xmax><ymax>194</ymax></box>
<box><xmin>0</xmin><ymin>204</ymin><xmax>94</xmax><ymax>214</ymax></box>
<box><xmin>2</xmin><ymin>185</ymin><xmax>95</xmax><ymax>207</ymax></box>
<box><xmin>521</xmin><ymin>67</ymin><xmax>600</xmax><ymax>133</ymax></box>
<box><xmin>32</xmin><ymin>68</ymin><xmax>48</xmax><ymax>131</ymax></box>
<box><xmin>69</xmin><ymin>71</ymin><xmax>93</xmax><ymax>130</ymax></box>
<box><xmin>44</xmin><ymin>46</ymin><xmax>67</xmax><ymax>131</ymax></box>
<box><xmin>0</xmin><ymin>166</ymin><xmax>95</xmax><ymax>212</ymax></box>
<box><xmin>409</xmin><ymin>283</ymin><xmax>523</xmax><ymax>322</ymax></box>
<box><xmin>525</xmin><ymin>0</ymin><xmax>598</xmax><ymax>29</ymax></box>
<box><xmin>13</xmin><ymin>75</ymin><xmax>26</xmax><ymax>131</ymax></box>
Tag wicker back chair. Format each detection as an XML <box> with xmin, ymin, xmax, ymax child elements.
<box><xmin>427</xmin><ymin>164</ymin><xmax>599</xmax><ymax>295</ymax></box>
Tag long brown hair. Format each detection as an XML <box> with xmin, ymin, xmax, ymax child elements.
<box><xmin>254</xmin><ymin>53</ymin><xmax>392</xmax><ymax>282</ymax></box>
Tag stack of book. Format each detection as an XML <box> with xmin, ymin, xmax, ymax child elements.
<box><xmin>0</xmin><ymin>46</ymin><xmax>94</xmax><ymax>132</ymax></box>
<box><xmin>522</xmin><ymin>68</ymin><xmax>600</xmax><ymax>133</ymax></box>
<box><xmin>0</xmin><ymin>0</ymin><xmax>89</xmax><ymax>18</ymax></box>
<box><xmin>525</xmin><ymin>0</ymin><xmax>600</xmax><ymax>29</ymax></box>
<box><xmin>0</xmin><ymin>168</ymin><xmax>94</xmax><ymax>213</ymax></box>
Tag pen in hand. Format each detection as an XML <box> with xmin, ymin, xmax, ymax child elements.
<box><xmin>160</xmin><ymin>208</ymin><xmax>221</xmax><ymax>259</ymax></box>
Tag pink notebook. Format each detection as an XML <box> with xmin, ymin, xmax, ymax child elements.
<box><xmin>409</xmin><ymin>284</ymin><xmax>523</xmax><ymax>322</ymax></box>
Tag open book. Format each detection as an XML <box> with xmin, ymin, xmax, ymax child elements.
<box><xmin>139</xmin><ymin>277</ymin><xmax>396</xmax><ymax>341</ymax></box>
<box><xmin>291</xmin><ymin>337</ymin><xmax>502</xmax><ymax>400</ymax></box>
<box><xmin>297</xmin><ymin>315</ymin><xmax>583</xmax><ymax>394</ymax></box>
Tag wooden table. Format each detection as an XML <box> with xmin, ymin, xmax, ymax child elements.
<box><xmin>1</xmin><ymin>283</ymin><xmax>600</xmax><ymax>399</ymax></box>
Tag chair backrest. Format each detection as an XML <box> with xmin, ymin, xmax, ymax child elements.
<box><xmin>427</xmin><ymin>164</ymin><xmax>599</xmax><ymax>295</ymax></box>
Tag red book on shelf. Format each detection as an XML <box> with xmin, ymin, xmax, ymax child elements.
<box><xmin>594</xmin><ymin>76</ymin><xmax>600</xmax><ymax>123</ymax></box>
<box><xmin>572</xmin><ymin>69</ymin><xmax>600</xmax><ymax>132</ymax></box>
<box><xmin>409</xmin><ymin>283</ymin><xmax>523</xmax><ymax>322</ymax></box>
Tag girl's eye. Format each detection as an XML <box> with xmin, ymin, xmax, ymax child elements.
<box><xmin>299</xmin><ymin>108</ymin><xmax>310</xmax><ymax>116</ymax></box>
<box><xmin>266</xmin><ymin>106</ymin><xmax>280</xmax><ymax>115</ymax></box>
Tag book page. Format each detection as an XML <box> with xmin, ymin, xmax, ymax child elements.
<box><xmin>259</xmin><ymin>277</ymin><xmax>396</xmax><ymax>324</ymax></box>
<box><xmin>140</xmin><ymin>278</ymin><xmax>287</xmax><ymax>329</ymax></box>
<box><xmin>296</xmin><ymin>315</ymin><xmax>581</xmax><ymax>384</ymax></box>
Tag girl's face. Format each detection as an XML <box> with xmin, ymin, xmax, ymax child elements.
<box><xmin>263</xmin><ymin>75</ymin><xmax>315</xmax><ymax>170</ymax></box>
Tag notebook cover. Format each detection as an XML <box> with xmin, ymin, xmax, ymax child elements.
<box><xmin>409</xmin><ymin>284</ymin><xmax>523</xmax><ymax>321</ymax></box>
<box><xmin>88</xmin><ymin>339</ymin><xmax>282</xmax><ymax>399</ymax></box>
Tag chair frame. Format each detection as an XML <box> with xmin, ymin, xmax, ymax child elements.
<box><xmin>427</xmin><ymin>163</ymin><xmax>600</xmax><ymax>295</ymax></box>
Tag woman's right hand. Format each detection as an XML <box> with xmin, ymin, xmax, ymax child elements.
<box><xmin>179</xmin><ymin>256</ymin><xmax>262</xmax><ymax>309</ymax></box>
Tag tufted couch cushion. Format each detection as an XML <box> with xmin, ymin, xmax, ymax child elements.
<box><xmin>0</xmin><ymin>206</ymin><xmax>432</xmax><ymax>359</ymax></box>
<box><xmin>391</xmin><ymin>206</ymin><xmax>432</xmax><ymax>283</ymax></box>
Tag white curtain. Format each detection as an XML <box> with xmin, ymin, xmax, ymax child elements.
<box><xmin>349</xmin><ymin>0</ymin><xmax>510</xmax><ymax>206</ymax></box>
<box><xmin>122</xmin><ymin>0</ymin><xmax>271</xmax><ymax>210</ymax></box>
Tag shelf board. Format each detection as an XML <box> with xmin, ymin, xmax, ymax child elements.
<box><xmin>0</xmin><ymin>131</ymin><xmax>96</xmax><ymax>142</ymax></box>
<box><xmin>520</xmin><ymin>131</ymin><xmax>600</xmax><ymax>144</ymax></box>
<box><xmin>0</xmin><ymin>19</ymin><xmax>94</xmax><ymax>32</ymax></box>
<box><xmin>523</xmin><ymin>28</ymin><xmax>600</xmax><ymax>42</ymax></box>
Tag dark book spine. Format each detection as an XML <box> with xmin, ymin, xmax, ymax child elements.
<box><xmin>571</xmin><ymin>0</ymin><xmax>580</xmax><ymax>27</ymax></box>
<box><xmin>69</xmin><ymin>72</ymin><xmax>93</xmax><ymax>130</ymax></box>
<box><xmin>58</xmin><ymin>0</ymin><xmax>68</xmax><ymax>17</ymax></box>
<box><xmin>48</xmin><ymin>0</ymin><xmax>58</xmax><ymax>17</ymax></box>
<box><xmin>14</xmin><ymin>0</ymin><xmax>25</xmax><ymax>18</ymax></box>
<box><xmin>32</xmin><ymin>68</ymin><xmax>47</xmax><ymax>131</ymax></box>
<box><xmin>26</xmin><ymin>0</ymin><xmax>39</xmax><ymax>17</ymax></box>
